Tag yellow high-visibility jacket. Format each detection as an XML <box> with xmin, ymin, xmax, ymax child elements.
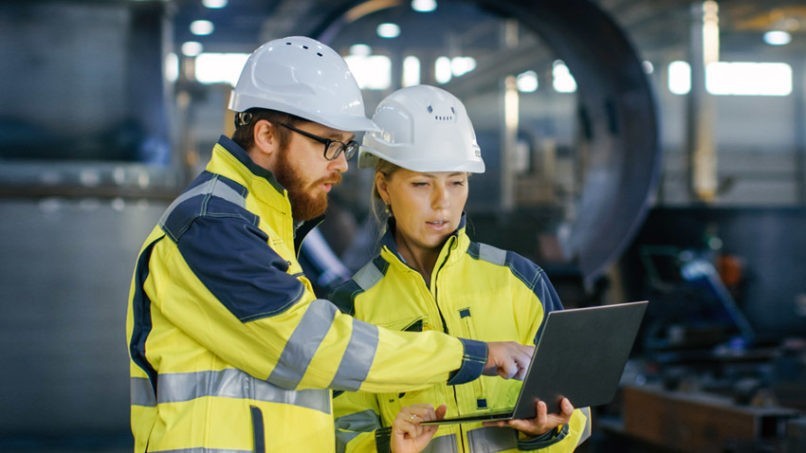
<box><xmin>331</xmin><ymin>223</ymin><xmax>592</xmax><ymax>452</ymax></box>
<box><xmin>126</xmin><ymin>136</ymin><xmax>489</xmax><ymax>452</ymax></box>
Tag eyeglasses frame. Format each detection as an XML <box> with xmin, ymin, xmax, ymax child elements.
<box><xmin>279</xmin><ymin>122</ymin><xmax>359</xmax><ymax>161</ymax></box>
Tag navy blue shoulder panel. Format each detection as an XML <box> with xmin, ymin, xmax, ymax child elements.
<box><xmin>130</xmin><ymin>237</ymin><xmax>161</xmax><ymax>391</ymax></box>
<box><xmin>329</xmin><ymin>280</ymin><xmax>362</xmax><ymax>316</ymax></box>
<box><xmin>468</xmin><ymin>241</ymin><xmax>565</xmax><ymax>343</ymax></box>
<box><xmin>467</xmin><ymin>241</ymin><xmax>565</xmax><ymax>314</ymax></box>
<box><xmin>161</xmin><ymin>172</ymin><xmax>304</xmax><ymax>322</ymax></box>
<box><xmin>161</xmin><ymin>172</ymin><xmax>259</xmax><ymax>242</ymax></box>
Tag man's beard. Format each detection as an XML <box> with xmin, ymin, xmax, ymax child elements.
<box><xmin>274</xmin><ymin>147</ymin><xmax>341</xmax><ymax>221</ymax></box>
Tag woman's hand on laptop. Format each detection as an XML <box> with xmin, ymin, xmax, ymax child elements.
<box><xmin>484</xmin><ymin>397</ymin><xmax>574</xmax><ymax>436</ymax></box>
<box><xmin>391</xmin><ymin>403</ymin><xmax>447</xmax><ymax>453</ymax></box>
<box><xmin>483</xmin><ymin>342</ymin><xmax>534</xmax><ymax>379</ymax></box>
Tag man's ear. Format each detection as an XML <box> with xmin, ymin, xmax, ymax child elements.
<box><xmin>249</xmin><ymin>119</ymin><xmax>280</xmax><ymax>170</ymax></box>
<box><xmin>253</xmin><ymin>119</ymin><xmax>277</xmax><ymax>155</ymax></box>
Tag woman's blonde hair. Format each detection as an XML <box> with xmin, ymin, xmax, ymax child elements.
<box><xmin>370</xmin><ymin>158</ymin><xmax>401</xmax><ymax>238</ymax></box>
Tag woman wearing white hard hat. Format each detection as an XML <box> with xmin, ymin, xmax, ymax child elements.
<box><xmin>331</xmin><ymin>85</ymin><xmax>592</xmax><ymax>452</ymax></box>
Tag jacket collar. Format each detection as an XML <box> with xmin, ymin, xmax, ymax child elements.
<box><xmin>380</xmin><ymin>214</ymin><xmax>470</xmax><ymax>270</ymax></box>
<box><xmin>206</xmin><ymin>135</ymin><xmax>322</xmax><ymax>251</ymax></box>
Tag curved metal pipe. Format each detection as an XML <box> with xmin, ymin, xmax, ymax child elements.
<box><xmin>310</xmin><ymin>0</ymin><xmax>661</xmax><ymax>285</ymax></box>
<box><xmin>479</xmin><ymin>0</ymin><xmax>661</xmax><ymax>284</ymax></box>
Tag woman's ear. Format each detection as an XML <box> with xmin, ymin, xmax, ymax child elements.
<box><xmin>375</xmin><ymin>172</ymin><xmax>391</xmax><ymax>206</ymax></box>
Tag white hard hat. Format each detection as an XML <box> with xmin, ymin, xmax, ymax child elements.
<box><xmin>359</xmin><ymin>85</ymin><xmax>485</xmax><ymax>173</ymax></box>
<box><xmin>228</xmin><ymin>36</ymin><xmax>378</xmax><ymax>132</ymax></box>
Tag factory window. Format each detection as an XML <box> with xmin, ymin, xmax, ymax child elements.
<box><xmin>165</xmin><ymin>52</ymin><xmax>179</xmax><ymax>83</ymax></box>
<box><xmin>195</xmin><ymin>53</ymin><xmax>250</xmax><ymax>86</ymax></box>
<box><xmin>668</xmin><ymin>61</ymin><xmax>792</xmax><ymax>96</ymax></box>
<box><xmin>344</xmin><ymin>55</ymin><xmax>392</xmax><ymax>90</ymax></box>
<box><xmin>434</xmin><ymin>56</ymin><xmax>477</xmax><ymax>84</ymax></box>
<box><xmin>402</xmin><ymin>56</ymin><xmax>421</xmax><ymax>87</ymax></box>
<box><xmin>435</xmin><ymin>56</ymin><xmax>452</xmax><ymax>84</ymax></box>
<box><xmin>668</xmin><ymin>61</ymin><xmax>691</xmax><ymax>95</ymax></box>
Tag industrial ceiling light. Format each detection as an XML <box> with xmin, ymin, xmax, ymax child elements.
<box><xmin>377</xmin><ymin>22</ymin><xmax>400</xmax><ymax>38</ymax></box>
<box><xmin>516</xmin><ymin>70</ymin><xmax>538</xmax><ymax>93</ymax></box>
<box><xmin>412</xmin><ymin>0</ymin><xmax>437</xmax><ymax>13</ymax></box>
<box><xmin>450</xmin><ymin>56</ymin><xmax>476</xmax><ymax>76</ymax></box>
<box><xmin>764</xmin><ymin>30</ymin><xmax>791</xmax><ymax>46</ymax></box>
<box><xmin>349</xmin><ymin>43</ymin><xmax>372</xmax><ymax>56</ymax></box>
<box><xmin>202</xmin><ymin>0</ymin><xmax>227</xmax><ymax>9</ymax></box>
<box><xmin>190</xmin><ymin>20</ymin><xmax>215</xmax><ymax>36</ymax></box>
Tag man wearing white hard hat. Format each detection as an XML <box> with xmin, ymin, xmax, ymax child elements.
<box><xmin>126</xmin><ymin>37</ymin><xmax>534</xmax><ymax>452</ymax></box>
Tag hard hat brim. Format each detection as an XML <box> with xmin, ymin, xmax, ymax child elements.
<box><xmin>316</xmin><ymin>114</ymin><xmax>380</xmax><ymax>133</ymax></box>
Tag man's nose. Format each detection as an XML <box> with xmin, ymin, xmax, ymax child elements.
<box><xmin>331</xmin><ymin>151</ymin><xmax>349</xmax><ymax>173</ymax></box>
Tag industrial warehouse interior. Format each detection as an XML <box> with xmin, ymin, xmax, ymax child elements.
<box><xmin>1</xmin><ymin>0</ymin><xmax>805</xmax><ymax>451</ymax></box>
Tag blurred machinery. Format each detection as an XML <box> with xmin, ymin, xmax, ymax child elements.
<box><xmin>606</xmin><ymin>207</ymin><xmax>806</xmax><ymax>451</ymax></box>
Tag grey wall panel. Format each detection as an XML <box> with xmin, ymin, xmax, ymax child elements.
<box><xmin>0</xmin><ymin>199</ymin><xmax>165</xmax><ymax>435</ymax></box>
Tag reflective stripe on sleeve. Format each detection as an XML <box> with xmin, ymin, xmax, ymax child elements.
<box><xmin>578</xmin><ymin>406</ymin><xmax>593</xmax><ymax>446</ymax></box>
<box><xmin>423</xmin><ymin>433</ymin><xmax>460</xmax><ymax>453</ymax></box>
<box><xmin>148</xmin><ymin>448</ymin><xmax>252</xmax><ymax>453</ymax></box>
<box><xmin>476</xmin><ymin>243</ymin><xmax>507</xmax><ymax>266</ymax></box>
<box><xmin>131</xmin><ymin>376</ymin><xmax>156</xmax><ymax>407</ymax></box>
<box><xmin>129</xmin><ymin>369</ymin><xmax>330</xmax><ymax>413</ymax></box>
<box><xmin>467</xmin><ymin>426</ymin><xmax>517</xmax><ymax>451</ymax></box>
<box><xmin>330</xmin><ymin>318</ymin><xmax>379</xmax><ymax>391</ymax></box>
<box><xmin>335</xmin><ymin>409</ymin><xmax>381</xmax><ymax>452</ymax></box>
<box><xmin>268</xmin><ymin>299</ymin><xmax>337</xmax><ymax>389</ymax></box>
<box><xmin>352</xmin><ymin>260</ymin><xmax>384</xmax><ymax>290</ymax></box>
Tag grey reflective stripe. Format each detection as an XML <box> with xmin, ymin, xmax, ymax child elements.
<box><xmin>422</xmin><ymin>433</ymin><xmax>459</xmax><ymax>453</ymax></box>
<box><xmin>131</xmin><ymin>376</ymin><xmax>156</xmax><ymax>406</ymax></box>
<box><xmin>129</xmin><ymin>369</ymin><xmax>330</xmax><ymax>413</ymax></box>
<box><xmin>158</xmin><ymin>177</ymin><xmax>246</xmax><ymax>227</ymax></box>
<box><xmin>268</xmin><ymin>299</ymin><xmax>336</xmax><ymax>389</ymax></box>
<box><xmin>578</xmin><ymin>406</ymin><xmax>593</xmax><ymax>446</ymax></box>
<box><xmin>150</xmin><ymin>448</ymin><xmax>251</xmax><ymax>453</ymax></box>
<box><xmin>352</xmin><ymin>260</ymin><xmax>383</xmax><ymax>290</ymax></box>
<box><xmin>477</xmin><ymin>243</ymin><xmax>507</xmax><ymax>266</ymax></box>
<box><xmin>335</xmin><ymin>409</ymin><xmax>381</xmax><ymax>453</ymax></box>
<box><xmin>467</xmin><ymin>426</ymin><xmax>517</xmax><ymax>451</ymax></box>
<box><xmin>330</xmin><ymin>319</ymin><xmax>379</xmax><ymax>391</ymax></box>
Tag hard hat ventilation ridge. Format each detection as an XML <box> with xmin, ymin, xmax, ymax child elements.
<box><xmin>427</xmin><ymin>105</ymin><xmax>456</xmax><ymax>121</ymax></box>
<box><xmin>285</xmin><ymin>41</ymin><xmax>324</xmax><ymax>57</ymax></box>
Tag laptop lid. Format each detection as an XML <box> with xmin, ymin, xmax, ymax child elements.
<box><xmin>423</xmin><ymin>300</ymin><xmax>648</xmax><ymax>425</ymax></box>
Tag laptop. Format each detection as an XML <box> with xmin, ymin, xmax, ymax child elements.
<box><xmin>422</xmin><ymin>300</ymin><xmax>648</xmax><ymax>425</ymax></box>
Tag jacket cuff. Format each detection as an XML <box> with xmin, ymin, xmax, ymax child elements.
<box><xmin>447</xmin><ymin>338</ymin><xmax>487</xmax><ymax>385</ymax></box>
<box><xmin>517</xmin><ymin>424</ymin><xmax>569</xmax><ymax>450</ymax></box>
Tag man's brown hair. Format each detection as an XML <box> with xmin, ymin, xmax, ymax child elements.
<box><xmin>231</xmin><ymin>109</ymin><xmax>296</xmax><ymax>151</ymax></box>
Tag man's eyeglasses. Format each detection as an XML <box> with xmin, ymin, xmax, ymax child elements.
<box><xmin>279</xmin><ymin>123</ymin><xmax>359</xmax><ymax>161</ymax></box>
